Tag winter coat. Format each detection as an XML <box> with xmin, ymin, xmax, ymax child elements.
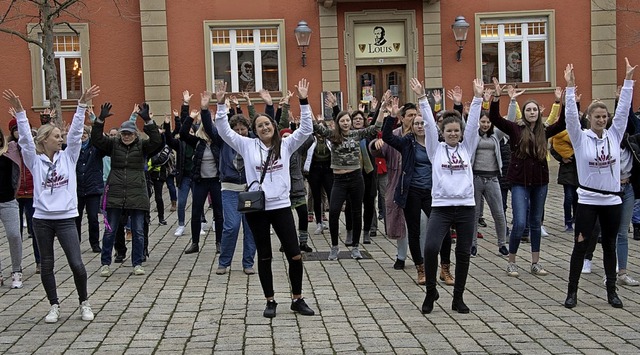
<box><xmin>181</xmin><ymin>109</ymin><xmax>222</xmax><ymax>182</ymax></box>
<box><xmin>76</xmin><ymin>140</ymin><xmax>105</xmax><ymax>197</ymax></box>
<box><xmin>91</xmin><ymin>119</ymin><xmax>162</xmax><ymax>211</ymax></box>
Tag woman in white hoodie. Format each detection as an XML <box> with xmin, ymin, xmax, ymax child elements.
<box><xmin>3</xmin><ymin>85</ymin><xmax>100</xmax><ymax>324</ymax></box>
<box><xmin>215</xmin><ymin>79</ymin><xmax>315</xmax><ymax>319</ymax></box>
<box><xmin>563</xmin><ymin>59</ymin><xmax>636</xmax><ymax>309</ymax></box>
<box><xmin>410</xmin><ymin>77</ymin><xmax>485</xmax><ymax>315</ymax></box>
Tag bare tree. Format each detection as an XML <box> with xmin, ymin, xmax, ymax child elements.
<box><xmin>0</xmin><ymin>0</ymin><xmax>133</xmax><ymax>127</ymax></box>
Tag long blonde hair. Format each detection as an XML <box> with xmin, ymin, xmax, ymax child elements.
<box><xmin>35</xmin><ymin>124</ymin><xmax>59</xmax><ymax>155</ymax></box>
<box><xmin>195</xmin><ymin>123</ymin><xmax>211</xmax><ymax>143</ymax></box>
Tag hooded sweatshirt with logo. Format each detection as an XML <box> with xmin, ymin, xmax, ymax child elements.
<box><xmin>215</xmin><ymin>100</ymin><xmax>313</xmax><ymax>211</ymax></box>
<box><xmin>565</xmin><ymin>80</ymin><xmax>634</xmax><ymax>206</ymax></box>
<box><xmin>16</xmin><ymin>106</ymin><xmax>86</xmax><ymax>220</ymax></box>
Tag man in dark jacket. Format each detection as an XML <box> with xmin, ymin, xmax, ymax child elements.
<box><xmin>91</xmin><ymin>102</ymin><xmax>162</xmax><ymax>277</ymax></box>
<box><xmin>76</xmin><ymin>125</ymin><xmax>105</xmax><ymax>253</ymax></box>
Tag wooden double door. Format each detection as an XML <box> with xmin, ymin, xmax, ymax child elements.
<box><xmin>355</xmin><ymin>65</ymin><xmax>405</xmax><ymax>112</ymax></box>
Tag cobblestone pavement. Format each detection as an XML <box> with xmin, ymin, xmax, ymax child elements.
<box><xmin>1</xmin><ymin>161</ymin><xmax>640</xmax><ymax>354</ymax></box>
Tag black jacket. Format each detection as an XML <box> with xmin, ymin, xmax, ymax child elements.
<box><xmin>76</xmin><ymin>140</ymin><xmax>105</xmax><ymax>197</ymax></box>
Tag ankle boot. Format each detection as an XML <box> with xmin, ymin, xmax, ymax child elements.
<box><xmin>440</xmin><ymin>263</ymin><xmax>455</xmax><ymax>286</ymax></box>
<box><xmin>607</xmin><ymin>286</ymin><xmax>623</xmax><ymax>308</ymax></box>
<box><xmin>344</xmin><ymin>230</ymin><xmax>353</xmax><ymax>246</ymax></box>
<box><xmin>416</xmin><ymin>264</ymin><xmax>426</xmax><ymax>285</ymax></box>
<box><xmin>421</xmin><ymin>288</ymin><xmax>440</xmax><ymax>314</ymax></box>
<box><xmin>170</xmin><ymin>200</ymin><xmax>177</xmax><ymax>212</ymax></box>
<box><xmin>451</xmin><ymin>291</ymin><xmax>469</xmax><ymax>313</ymax></box>
<box><xmin>184</xmin><ymin>243</ymin><xmax>199</xmax><ymax>254</ymax></box>
<box><xmin>363</xmin><ymin>230</ymin><xmax>371</xmax><ymax>244</ymax></box>
<box><xmin>564</xmin><ymin>287</ymin><xmax>578</xmax><ymax>308</ymax></box>
<box><xmin>634</xmin><ymin>224</ymin><xmax>640</xmax><ymax>241</ymax></box>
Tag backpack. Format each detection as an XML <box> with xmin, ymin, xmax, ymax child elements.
<box><xmin>150</xmin><ymin>144</ymin><xmax>172</xmax><ymax>166</ymax></box>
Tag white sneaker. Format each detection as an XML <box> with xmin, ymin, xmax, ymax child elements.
<box><xmin>100</xmin><ymin>265</ymin><xmax>111</xmax><ymax>277</ymax></box>
<box><xmin>581</xmin><ymin>260</ymin><xmax>592</xmax><ymax>274</ymax></box>
<box><xmin>79</xmin><ymin>301</ymin><xmax>94</xmax><ymax>321</ymax></box>
<box><xmin>314</xmin><ymin>223</ymin><xmax>323</xmax><ymax>235</ymax></box>
<box><xmin>617</xmin><ymin>273</ymin><xmax>640</xmax><ymax>286</ymax></box>
<box><xmin>506</xmin><ymin>263</ymin><xmax>519</xmax><ymax>277</ymax></box>
<box><xmin>133</xmin><ymin>265</ymin><xmax>145</xmax><ymax>275</ymax></box>
<box><xmin>45</xmin><ymin>304</ymin><xmax>60</xmax><ymax>323</ymax></box>
<box><xmin>351</xmin><ymin>247</ymin><xmax>363</xmax><ymax>260</ymax></box>
<box><xmin>322</xmin><ymin>222</ymin><xmax>329</xmax><ymax>230</ymax></box>
<box><xmin>540</xmin><ymin>226</ymin><xmax>549</xmax><ymax>237</ymax></box>
<box><xmin>11</xmin><ymin>272</ymin><xmax>23</xmax><ymax>289</ymax></box>
<box><xmin>174</xmin><ymin>225</ymin><xmax>185</xmax><ymax>237</ymax></box>
<box><xmin>531</xmin><ymin>263</ymin><xmax>549</xmax><ymax>276</ymax></box>
<box><xmin>328</xmin><ymin>245</ymin><xmax>339</xmax><ymax>260</ymax></box>
<box><xmin>201</xmin><ymin>222</ymin><xmax>208</xmax><ymax>234</ymax></box>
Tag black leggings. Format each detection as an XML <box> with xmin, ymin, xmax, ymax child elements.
<box><xmin>345</xmin><ymin>170</ymin><xmax>377</xmax><ymax>232</ymax></box>
<box><xmin>568</xmin><ymin>203</ymin><xmax>621</xmax><ymax>291</ymax></box>
<box><xmin>329</xmin><ymin>170</ymin><xmax>364</xmax><ymax>247</ymax></box>
<box><xmin>245</xmin><ymin>207</ymin><xmax>304</xmax><ymax>298</ymax></box>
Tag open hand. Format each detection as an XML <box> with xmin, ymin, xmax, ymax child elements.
<box><xmin>99</xmin><ymin>103</ymin><xmax>114</xmax><ymax>120</ymax></box>
<box><xmin>295</xmin><ymin>78</ymin><xmax>309</xmax><ymax>99</ymax></box>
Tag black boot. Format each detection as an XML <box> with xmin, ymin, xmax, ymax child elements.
<box><xmin>607</xmin><ymin>286</ymin><xmax>623</xmax><ymax>308</ymax></box>
<box><xmin>451</xmin><ymin>291</ymin><xmax>470</xmax><ymax>314</ymax></box>
<box><xmin>184</xmin><ymin>243</ymin><xmax>199</xmax><ymax>254</ymax></box>
<box><xmin>634</xmin><ymin>224</ymin><xmax>640</xmax><ymax>241</ymax></box>
<box><xmin>421</xmin><ymin>288</ymin><xmax>440</xmax><ymax>314</ymax></box>
<box><xmin>564</xmin><ymin>288</ymin><xmax>578</xmax><ymax>308</ymax></box>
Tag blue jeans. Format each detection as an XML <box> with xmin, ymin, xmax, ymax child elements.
<box><xmin>562</xmin><ymin>184</ymin><xmax>578</xmax><ymax>226</ymax></box>
<box><xmin>101</xmin><ymin>208</ymin><xmax>145</xmax><ymax>266</ymax></box>
<box><xmin>633</xmin><ymin>199</ymin><xmax>640</xmax><ymax>224</ymax></box>
<box><xmin>218</xmin><ymin>190</ymin><xmax>256</xmax><ymax>268</ymax></box>
<box><xmin>617</xmin><ymin>183</ymin><xmax>634</xmax><ymax>270</ymax></box>
<box><xmin>166</xmin><ymin>174</ymin><xmax>177</xmax><ymax>202</ymax></box>
<box><xmin>177</xmin><ymin>176</ymin><xmax>192</xmax><ymax>225</ymax></box>
<box><xmin>510</xmin><ymin>184</ymin><xmax>548</xmax><ymax>254</ymax></box>
<box><xmin>33</xmin><ymin>217</ymin><xmax>88</xmax><ymax>305</ymax></box>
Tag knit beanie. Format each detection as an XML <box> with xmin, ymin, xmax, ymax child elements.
<box><xmin>279</xmin><ymin>128</ymin><xmax>293</xmax><ymax>137</ymax></box>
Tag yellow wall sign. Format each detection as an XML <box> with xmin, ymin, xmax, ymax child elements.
<box><xmin>354</xmin><ymin>23</ymin><xmax>405</xmax><ymax>59</ymax></box>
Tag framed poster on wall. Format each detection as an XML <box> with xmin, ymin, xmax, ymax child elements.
<box><xmin>321</xmin><ymin>91</ymin><xmax>343</xmax><ymax>120</ymax></box>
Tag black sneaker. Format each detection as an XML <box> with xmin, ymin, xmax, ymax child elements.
<box><xmin>91</xmin><ymin>245</ymin><xmax>102</xmax><ymax>253</ymax></box>
<box><xmin>114</xmin><ymin>254</ymin><xmax>125</xmax><ymax>263</ymax></box>
<box><xmin>216</xmin><ymin>242</ymin><xmax>221</xmax><ymax>254</ymax></box>
<box><xmin>290</xmin><ymin>298</ymin><xmax>315</xmax><ymax>316</ymax></box>
<box><xmin>263</xmin><ymin>300</ymin><xmax>278</xmax><ymax>318</ymax></box>
<box><xmin>498</xmin><ymin>245</ymin><xmax>509</xmax><ymax>256</ymax></box>
<box><xmin>159</xmin><ymin>219</ymin><xmax>167</xmax><ymax>226</ymax></box>
<box><xmin>478</xmin><ymin>218</ymin><xmax>487</xmax><ymax>227</ymax></box>
<box><xmin>470</xmin><ymin>246</ymin><xmax>477</xmax><ymax>258</ymax></box>
<box><xmin>299</xmin><ymin>242</ymin><xmax>313</xmax><ymax>253</ymax></box>
<box><xmin>393</xmin><ymin>259</ymin><xmax>405</xmax><ymax>270</ymax></box>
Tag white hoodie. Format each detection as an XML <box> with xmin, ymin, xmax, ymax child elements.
<box><xmin>16</xmin><ymin>106</ymin><xmax>85</xmax><ymax>219</ymax></box>
<box><xmin>565</xmin><ymin>80</ymin><xmax>633</xmax><ymax>205</ymax></box>
<box><xmin>215</xmin><ymin>103</ymin><xmax>313</xmax><ymax>210</ymax></box>
<box><xmin>420</xmin><ymin>96</ymin><xmax>483</xmax><ymax>207</ymax></box>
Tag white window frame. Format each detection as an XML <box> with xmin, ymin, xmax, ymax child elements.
<box><xmin>28</xmin><ymin>23</ymin><xmax>91</xmax><ymax>109</ymax></box>
<box><xmin>204</xmin><ymin>20</ymin><xmax>287</xmax><ymax>96</ymax></box>
<box><xmin>475</xmin><ymin>11</ymin><xmax>556</xmax><ymax>89</ymax></box>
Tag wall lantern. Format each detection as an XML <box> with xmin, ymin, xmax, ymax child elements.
<box><xmin>452</xmin><ymin>16</ymin><xmax>470</xmax><ymax>62</ymax></box>
<box><xmin>294</xmin><ymin>20</ymin><xmax>312</xmax><ymax>67</ymax></box>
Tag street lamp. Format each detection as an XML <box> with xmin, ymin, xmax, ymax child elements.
<box><xmin>452</xmin><ymin>16</ymin><xmax>470</xmax><ymax>62</ymax></box>
<box><xmin>294</xmin><ymin>20</ymin><xmax>312</xmax><ymax>67</ymax></box>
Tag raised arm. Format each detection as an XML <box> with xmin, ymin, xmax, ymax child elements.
<box><xmin>200</xmin><ymin>91</ymin><xmax>221</xmax><ymax>146</ymax></box>
<box><xmin>411</xmin><ymin>78</ymin><xmax>439</xmax><ymax>158</ymax></box>
<box><xmin>283</xmin><ymin>79</ymin><xmax>313</xmax><ymax>153</ymax></box>
<box><xmin>462</xmin><ymin>79</ymin><xmax>485</xmax><ymax>151</ymax></box>
<box><xmin>3</xmin><ymin>89</ymin><xmax>36</xmax><ymax>168</ymax></box>
<box><xmin>611</xmin><ymin>58</ymin><xmax>637</xmax><ymax>140</ymax></box>
<box><xmin>215</xmin><ymin>82</ymin><xmax>254</xmax><ymax>153</ymax></box>
<box><xmin>66</xmin><ymin>85</ymin><xmax>100</xmax><ymax>163</ymax></box>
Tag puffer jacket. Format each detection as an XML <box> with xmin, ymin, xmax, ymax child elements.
<box><xmin>14</xmin><ymin>144</ymin><xmax>33</xmax><ymax>198</ymax></box>
<box><xmin>76</xmin><ymin>140</ymin><xmax>105</xmax><ymax>197</ymax></box>
<box><xmin>180</xmin><ymin>109</ymin><xmax>222</xmax><ymax>182</ymax></box>
<box><xmin>91</xmin><ymin>119</ymin><xmax>162</xmax><ymax>210</ymax></box>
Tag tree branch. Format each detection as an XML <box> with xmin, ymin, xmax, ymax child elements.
<box><xmin>0</xmin><ymin>26</ymin><xmax>43</xmax><ymax>48</ymax></box>
<box><xmin>48</xmin><ymin>0</ymin><xmax>82</xmax><ymax>20</ymax></box>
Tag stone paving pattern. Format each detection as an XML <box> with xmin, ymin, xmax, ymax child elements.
<box><xmin>1</xmin><ymin>161</ymin><xmax>640</xmax><ymax>354</ymax></box>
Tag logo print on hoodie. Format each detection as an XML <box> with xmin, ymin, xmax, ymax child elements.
<box><xmin>442</xmin><ymin>150</ymin><xmax>466</xmax><ymax>174</ymax></box>
<box><xmin>43</xmin><ymin>169</ymin><xmax>69</xmax><ymax>191</ymax></box>
<box><xmin>589</xmin><ymin>142</ymin><xmax>615</xmax><ymax>169</ymax></box>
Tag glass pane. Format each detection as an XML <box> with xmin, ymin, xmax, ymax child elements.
<box><xmin>528</xmin><ymin>21</ymin><xmax>546</xmax><ymax>36</ymax></box>
<box><xmin>211</xmin><ymin>29</ymin><xmax>230</xmax><ymax>46</ymax></box>
<box><xmin>528</xmin><ymin>41</ymin><xmax>546</xmax><ymax>82</ymax></box>
<box><xmin>237</xmin><ymin>51</ymin><xmax>255</xmax><ymax>92</ymax></box>
<box><xmin>64</xmin><ymin>58</ymin><xmax>82</xmax><ymax>99</ymax></box>
<box><xmin>236</xmin><ymin>29</ymin><xmax>254</xmax><ymax>45</ymax></box>
<box><xmin>360</xmin><ymin>72</ymin><xmax>376</xmax><ymax>101</ymax></box>
<box><xmin>480</xmin><ymin>23</ymin><xmax>499</xmax><ymax>38</ymax></box>
<box><xmin>504</xmin><ymin>42</ymin><xmax>522</xmax><ymax>82</ymax></box>
<box><xmin>213</xmin><ymin>52</ymin><xmax>231</xmax><ymax>90</ymax></box>
<box><xmin>481</xmin><ymin>43</ymin><xmax>499</xmax><ymax>83</ymax></box>
<box><xmin>503</xmin><ymin>23</ymin><xmax>522</xmax><ymax>37</ymax></box>
<box><xmin>387</xmin><ymin>71</ymin><xmax>401</xmax><ymax>98</ymax></box>
<box><xmin>261</xmin><ymin>50</ymin><xmax>279</xmax><ymax>91</ymax></box>
<box><xmin>260</xmin><ymin>28</ymin><xmax>278</xmax><ymax>45</ymax></box>
<box><xmin>53</xmin><ymin>35</ymin><xmax>80</xmax><ymax>52</ymax></box>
